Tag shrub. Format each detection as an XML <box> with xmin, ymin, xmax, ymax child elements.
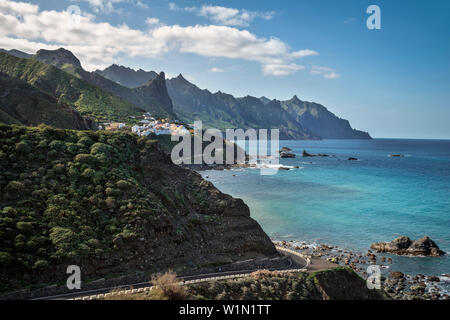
<box><xmin>49</xmin><ymin>140</ymin><xmax>65</xmax><ymax>151</ymax></box>
<box><xmin>105</xmin><ymin>197</ymin><xmax>116</xmax><ymax>209</ymax></box>
<box><xmin>77</xmin><ymin>136</ymin><xmax>94</xmax><ymax>148</ymax></box>
<box><xmin>6</xmin><ymin>181</ymin><xmax>25</xmax><ymax>193</ymax></box>
<box><xmin>116</xmin><ymin>180</ymin><xmax>130</xmax><ymax>189</ymax></box>
<box><xmin>37</xmin><ymin>140</ymin><xmax>48</xmax><ymax>149</ymax></box>
<box><xmin>150</xmin><ymin>271</ymin><xmax>186</xmax><ymax>300</ymax></box>
<box><xmin>74</xmin><ymin>153</ymin><xmax>97</xmax><ymax>164</ymax></box>
<box><xmin>16</xmin><ymin>222</ymin><xmax>33</xmax><ymax>233</ymax></box>
<box><xmin>15</xmin><ymin>141</ymin><xmax>30</xmax><ymax>154</ymax></box>
<box><xmin>250</xmin><ymin>270</ymin><xmax>282</xmax><ymax>280</ymax></box>
<box><xmin>53</xmin><ymin>163</ymin><xmax>65</xmax><ymax>173</ymax></box>
<box><xmin>90</xmin><ymin>142</ymin><xmax>113</xmax><ymax>156</ymax></box>
<box><xmin>81</xmin><ymin>168</ymin><xmax>95</xmax><ymax>179</ymax></box>
<box><xmin>47</xmin><ymin>149</ymin><xmax>58</xmax><ymax>158</ymax></box>
<box><xmin>32</xmin><ymin>259</ymin><xmax>49</xmax><ymax>270</ymax></box>
<box><xmin>0</xmin><ymin>252</ymin><xmax>14</xmax><ymax>266</ymax></box>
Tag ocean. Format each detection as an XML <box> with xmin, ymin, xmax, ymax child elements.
<box><xmin>200</xmin><ymin>139</ymin><xmax>450</xmax><ymax>280</ymax></box>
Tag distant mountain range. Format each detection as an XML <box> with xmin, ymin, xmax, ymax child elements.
<box><xmin>96</xmin><ymin>62</ymin><xmax>371</xmax><ymax>140</ymax></box>
<box><xmin>0</xmin><ymin>48</ymin><xmax>371</xmax><ymax>139</ymax></box>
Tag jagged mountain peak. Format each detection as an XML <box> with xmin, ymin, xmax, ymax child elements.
<box><xmin>239</xmin><ymin>95</ymin><xmax>264</xmax><ymax>105</ymax></box>
<box><xmin>35</xmin><ymin>47</ymin><xmax>82</xmax><ymax>69</ymax></box>
<box><xmin>290</xmin><ymin>94</ymin><xmax>301</xmax><ymax>102</ymax></box>
<box><xmin>259</xmin><ymin>96</ymin><xmax>271</xmax><ymax>105</ymax></box>
<box><xmin>95</xmin><ymin>64</ymin><xmax>158</xmax><ymax>88</ymax></box>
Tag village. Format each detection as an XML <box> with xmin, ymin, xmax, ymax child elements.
<box><xmin>99</xmin><ymin>112</ymin><xmax>191</xmax><ymax>137</ymax></box>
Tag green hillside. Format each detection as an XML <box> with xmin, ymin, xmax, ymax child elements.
<box><xmin>0</xmin><ymin>52</ymin><xmax>143</xmax><ymax>123</ymax></box>
<box><xmin>0</xmin><ymin>124</ymin><xmax>275</xmax><ymax>293</ymax></box>
<box><xmin>0</xmin><ymin>74</ymin><xmax>97</xmax><ymax>130</ymax></box>
<box><xmin>34</xmin><ymin>48</ymin><xmax>175</xmax><ymax>118</ymax></box>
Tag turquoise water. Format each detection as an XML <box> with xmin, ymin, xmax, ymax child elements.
<box><xmin>200</xmin><ymin>139</ymin><xmax>450</xmax><ymax>277</ymax></box>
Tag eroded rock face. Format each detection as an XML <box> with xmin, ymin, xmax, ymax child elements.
<box><xmin>371</xmin><ymin>236</ymin><xmax>445</xmax><ymax>257</ymax></box>
<box><xmin>407</xmin><ymin>236</ymin><xmax>445</xmax><ymax>257</ymax></box>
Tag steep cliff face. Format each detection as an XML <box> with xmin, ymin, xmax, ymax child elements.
<box><xmin>0</xmin><ymin>124</ymin><xmax>276</xmax><ymax>292</ymax></box>
<box><xmin>133</xmin><ymin>72</ymin><xmax>174</xmax><ymax>117</ymax></box>
<box><xmin>280</xmin><ymin>96</ymin><xmax>372</xmax><ymax>139</ymax></box>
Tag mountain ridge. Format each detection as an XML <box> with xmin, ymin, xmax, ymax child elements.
<box><xmin>0</xmin><ymin>72</ymin><xmax>97</xmax><ymax>130</ymax></box>
<box><xmin>33</xmin><ymin>48</ymin><xmax>175</xmax><ymax>118</ymax></box>
<box><xmin>96</xmin><ymin>64</ymin><xmax>158</xmax><ymax>88</ymax></box>
<box><xmin>97</xmin><ymin>64</ymin><xmax>371</xmax><ymax>139</ymax></box>
<box><xmin>0</xmin><ymin>52</ymin><xmax>144</xmax><ymax>123</ymax></box>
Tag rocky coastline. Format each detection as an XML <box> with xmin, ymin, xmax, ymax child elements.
<box><xmin>371</xmin><ymin>236</ymin><xmax>445</xmax><ymax>257</ymax></box>
<box><xmin>274</xmin><ymin>239</ymin><xmax>449</xmax><ymax>300</ymax></box>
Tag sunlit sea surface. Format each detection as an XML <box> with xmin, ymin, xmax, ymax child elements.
<box><xmin>201</xmin><ymin>139</ymin><xmax>450</xmax><ymax>281</ymax></box>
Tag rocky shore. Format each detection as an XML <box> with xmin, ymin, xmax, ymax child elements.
<box><xmin>371</xmin><ymin>236</ymin><xmax>445</xmax><ymax>257</ymax></box>
<box><xmin>274</xmin><ymin>239</ymin><xmax>449</xmax><ymax>300</ymax></box>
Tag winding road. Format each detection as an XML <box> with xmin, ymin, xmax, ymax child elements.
<box><xmin>32</xmin><ymin>245</ymin><xmax>313</xmax><ymax>300</ymax></box>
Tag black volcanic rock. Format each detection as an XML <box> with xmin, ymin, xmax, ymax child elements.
<box><xmin>96</xmin><ymin>64</ymin><xmax>158</xmax><ymax>88</ymax></box>
<box><xmin>280</xmin><ymin>152</ymin><xmax>296</xmax><ymax>158</ymax></box>
<box><xmin>371</xmin><ymin>236</ymin><xmax>445</xmax><ymax>257</ymax></box>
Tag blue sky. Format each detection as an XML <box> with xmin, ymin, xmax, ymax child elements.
<box><xmin>1</xmin><ymin>0</ymin><xmax>450</xmax><ymax>138</ymax></box>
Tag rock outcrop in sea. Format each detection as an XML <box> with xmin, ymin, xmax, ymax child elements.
<box><xmin>371</xmin><ymin>236</ymin><xmax>445</xmax><ymax>257</ymax></box>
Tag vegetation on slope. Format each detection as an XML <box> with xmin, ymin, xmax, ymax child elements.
<box><xmin>0</xmin><ymin>52</ymin><xmax>143</xmax><ymax>122</ymax></box>
<box><xmin>0</xmin><ymin>124</ymin><xmax>276</xmax><ymax>293</ymax></box>
<box><xmin>34</xmin><ymin>48</ymin><xmax>175</xmax><ymax>118</ymax></box>
<box><xmin>0</xmin><ymin>74</ymin><xmax>97</xmax><ymax>130</ymax></box>
<box><xmin>104</xmin><ymin>269</ymin><xmax>387</xmax><ymax>300</ymax></box>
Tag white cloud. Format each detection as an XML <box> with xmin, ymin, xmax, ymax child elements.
<box><xmin>72</xmin><ymin>0</ymin><xmax>148</xmax><ymax>13</ymax></box>
<box><xmin>0</xmin><ymin>0</ymin><xmax>38</xmax><ymax>15</ymax></box>
<box><xmin>324</xmin><ymin>72</ymin><xmax>340</xmax><ymax>79</ymax></box>
<box><xmin>311</xmin><ymin>66</ymin><xmax>341</xmax><ymax>79</ymax></box>
<box><xmin>209</xmin><ymin>67</ymin><xmax>224</xmax><ymax>73</ymax></box>
<box><xmin>263</xmin><ymin>63</ymin><xmax>304</xmax><ymax>76</ymax></box>
<box><xmin>72</xmin><ymin>0</ymin><xmax>127</xmax><ymax>13</ymax></box>
<box><xmin>136</xmin><ymin>1</ymin><xmax>149</xmax><ymax>9</ymax></box>
<box><xmin>145</xmin><ymin>17</ymin><xmax>160</xmax><ymax>25</ymax></box>
<box><xmin>291</xmin><ymin>49</ymin><xmax>318</xmax><ymax>59</ymax></box>
<box><xmin>169</xmin><ymin>3</ymin><xmax>274</xmax><ymax>27</ymax></box>
<box><xmin>0</xmin><ymin>0</ymin><xmax>318</xmax><ymax>76</ymax></box>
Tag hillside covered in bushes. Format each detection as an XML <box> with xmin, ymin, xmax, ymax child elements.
<box><xmin>0</xmin><ymin>124</ymin><xmax>276</xmax><ymax>293</ymax></box>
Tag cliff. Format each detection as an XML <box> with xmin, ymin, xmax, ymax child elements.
<box><xmin>0</xmin><ymin>124</ymin><xmax>276</xmax><ymax>293</ymax></box>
